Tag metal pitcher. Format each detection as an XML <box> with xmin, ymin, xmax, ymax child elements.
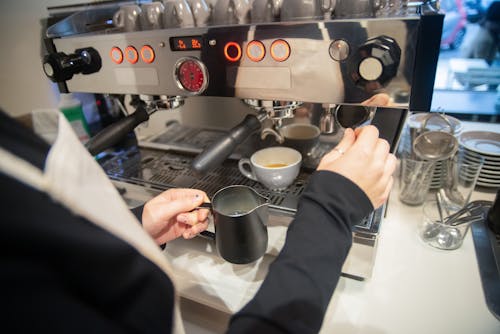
<box><xmin>200</xmin><ymin>185</ymin><xmax>269</xmax><ymax>264</ymax></box>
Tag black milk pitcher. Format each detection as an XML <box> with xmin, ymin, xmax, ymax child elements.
<box><xmin>199</xmin><ymin>185</ymin><xmax>269</xmax><ymax>264</ymax></box>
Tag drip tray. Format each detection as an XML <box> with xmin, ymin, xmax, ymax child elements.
<box><xmin>98</xmin><ymin>146</ymin><xmax>375</xmax><ymax>231</ymax></box>
<box><xmin>98</xmin><ymin>146</ymin><xmax>382</xmax><ymax>279</ymax></box>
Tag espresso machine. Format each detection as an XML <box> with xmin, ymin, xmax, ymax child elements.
<box><xmin>42</xmin><ymin>0</ymin><xmax>444</xmax><ymax>279</ymax></box>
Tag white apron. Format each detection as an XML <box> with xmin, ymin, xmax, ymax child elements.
<box><xmin>0</xmin><ymin>110</ymin><xmax>185</xmax><ymax>334</ymax></box>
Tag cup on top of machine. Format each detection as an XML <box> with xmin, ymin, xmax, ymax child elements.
<box><xmin>238</xmin><ymin>147</ymin><xmax>302</xmax><ymax>191</ymax></box>
<box><xmin>113</xmin><ymin>4</ymin><xmax>143</xmax><ymax>32</ymax></box>
<box><xmin>187</xmin><ymin>0</ymin><xmax>211</xmax><ymax>26</ymax></box>
<box><xmin>213</xmin><ymin>0</ymin><xmax>251</xmax><ymax>25</ymax></box>
<box><xmin>251</xmin><ymin>0</ymin><xmax>277</xmax><ymax>23</ymax></box>
<box><xmin>140</xmin><ymin>2</ymin><xmax>165</xmax><ymax>30</ymax></box>
<box><xmin>163</xmin><ymin>0</ymin><xmax>195</xmax><ymax>28</ymax></box>
<box><xmin>334</xmin><ymin>0</ymin><xmax>375</xmax><ymax>19</ymax></box>
<box><xmin>280</xmin><ymin>0</ymin><xmax>335</xmax><ymax>21</ymax></box>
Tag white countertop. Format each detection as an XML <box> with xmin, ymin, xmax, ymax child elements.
<box><xmin>167</xmin><ymin>184</ymin><xmax>500</xmax><ymax>334</ymax></box>
<box><xmin>161</xmin><ymin>121</ymin><xmax>500</xmax><ymax>333</ymax></box>
<box><xmin>319</xmin><ymin>188</ymin><xmax>499</xmax><ymax>334</ymax></box>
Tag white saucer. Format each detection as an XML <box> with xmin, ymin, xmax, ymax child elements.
<box><xmin>458</xmin><ymin>131</ymin><xmax>500</xmax><ymax>157</ymax></box>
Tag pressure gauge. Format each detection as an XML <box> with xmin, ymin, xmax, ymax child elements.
<box><xmin>174</xmin><ymin>57</ymin><xmax>208</xmax><ymax>94</ymax></box>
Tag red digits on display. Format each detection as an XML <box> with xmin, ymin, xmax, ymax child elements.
<box><xmin>191</xmin><ymin>39</ymin><xmax>201</xmax><ymax>49</ymax></box>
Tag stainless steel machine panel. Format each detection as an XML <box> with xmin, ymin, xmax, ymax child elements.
<box><xmin>47</xmin><ymin>13</ymin><xmax>442</xmax><ymax>110</ymax></box>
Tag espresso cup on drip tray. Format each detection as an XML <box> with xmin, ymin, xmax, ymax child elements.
<box><xmin>238</xmin><ymin>147</ymin><xmax>302</xmax><ymax>191</ymax></box>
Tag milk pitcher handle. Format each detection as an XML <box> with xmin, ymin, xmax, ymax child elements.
<box><xmin>194</xmin><ymin>202</ymin><xmax>215</xmax><ymax>240</ymax></box>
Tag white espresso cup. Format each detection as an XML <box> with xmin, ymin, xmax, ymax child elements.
<box><xmin>213</xmin><ymin>0</ymin><xmax>251</xmax><ymax>25</ymax></box>
<box><xmin>140</xmin><ymin>2</ymin><xmax>165</xmax><ymax>30</ymax></box>
<box><xmin>163</xmin><ymin>0</ymin><xmax>196</xmax><ymax>28</ymax></box>
<box><xmin>238</xmin><ymin>147</ymin><xmax>302</xmax><ymax>191</ymax></box>
<box><xmin>113</xmin><ymin>4</ymin><xmax>142</xmax><ymax>32</ymax></box>
<box><xmin>187</xmin><ymin>0</ymin><xmax>211</xmax><ymax>26</ymax></box>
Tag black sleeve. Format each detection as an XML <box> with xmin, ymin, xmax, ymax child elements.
<box><xmin>227</xmin><ymin>170</ymin><xmax>374</xmax><ymax>334</ymax></box>
<box><xmin>131</xmin><ymin>205</ymin><xmax>145</xmax><ymax>222</ymax></box>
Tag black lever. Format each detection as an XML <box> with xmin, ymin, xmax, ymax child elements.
<box><xmin>86</xmin><ymin>104</ymin><xmax>149</xmax><ymax>156</ymax></box>
<box><xmin>191</xmin><ymin>114</ymin><xmax>262</xmax><ymax>175</ymax></box>
<box><xmin>488</xmin><ymin>189</ymin><xmax>500</xmax><ymax>234</ymax></box>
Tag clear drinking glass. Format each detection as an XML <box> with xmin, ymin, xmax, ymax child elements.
<box><xmin>399</xmin><ymin>157</ymin><xmax>436</xmax><ymax>206</ymax></box>
<box><xmin>419</xmin><ymin>200</ymin><xmax>470</xmax><ymax>250</ymax></box>
<box><xmin>438</xmin><ymin>152</ymin><xmax>484</xmax><ymax>214</ymax></box>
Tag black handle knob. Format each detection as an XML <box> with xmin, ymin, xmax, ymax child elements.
<box><xmin>191</xmin><ymin>114</ymin><xmax>262</xmax><ymax>175</ymax></box>
<box><xmin>348</xmin><ymin>35</ymin><xmax>401</xmax><ymax>92</ymax></box>
<box><xmin>86</xmin><ymin>105</ymin><xmax>149</xmax><ymax>156</ymax></box>
<box><xmin>43</xmin><ymin>47</ymin><xmax>101</xmax><ymax>83</ymax></box>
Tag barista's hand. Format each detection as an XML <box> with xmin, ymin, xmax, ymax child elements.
<box><xmin>317</xmin><ymin>126</ymin><xmax>396</xmax><ymax>209</ymax></box>
<box><xmin>361</xmin><ymin>93</ymin><xmax>391</xmax><ymax>107</ymax></box>
<box><xmin>142</xmin><ymin>188</ymin><xmax>210</xmax><ymax>245</ymax></box>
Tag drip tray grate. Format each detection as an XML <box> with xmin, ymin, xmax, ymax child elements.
<box><xmin>99</xmin><ymin>146</ymin><xmax>374</xmax><ymax>229</ymax></box>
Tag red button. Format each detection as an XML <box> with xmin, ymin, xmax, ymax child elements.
<box><xmin>140</xmin><ymin>45</ymin><xmax>155</xmax><ymax>64</ymax></box>
<box><xmin>224</xmin><ymin>42</ymin><xmax>242</xmax><ymax>62</ymax></box>
<box><xmin>110</xmin><ymin>47</ymin><xmax>123</xmax><ymax>64</ymax></box>
<box><xmin>270</xmin><ymin>40</ymin><xmax>290</xmax><ymax>62</ymax></box>
<box><xmin>246</xmin><ymin>40</ymin><xmax>265</xmax><ymax>62</ymax></box>
<box><xmin>125</xmin><ymin>46</ymin><xmax>139</xmax><ymax>64</ymax></box>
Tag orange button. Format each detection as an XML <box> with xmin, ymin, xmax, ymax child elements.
<box><xmin>110</xmin><ymin>47</ymin><xmax>123</xmax><ymax>64</ymax></box>
<box><xmin>140</xmin><ymin>45</ymin><xmax>155</xmax><ymax>63</ymax></box>
<box><xmin>246</xmin><ymin>40</ymin><xmax>265</xmax><ymax>62</ymax></box>
<box><xmin>270</xmin><ymin>39</ymin><xmax>290</xmax><ymax>62</ymax></box>
<box><xmin>224</xmin><ymin>42</ymin><xmax>242</xmax><ymax>62</ymax></box>
<box><xmin>125</xmin><ymin>46</ymin><xmax>139</xmax><ymax>64</ymax></box>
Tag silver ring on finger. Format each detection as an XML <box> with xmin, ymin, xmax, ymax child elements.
<box><xmin>333</xmin><ymin>147</ymin><xmax>344</xmax><ymax>155</ymax></box>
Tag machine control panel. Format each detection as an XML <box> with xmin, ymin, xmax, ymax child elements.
<box><xmin>46</xmin><ymin>15</ymin><xmax>442</xmax><ymax>108</ymax></box>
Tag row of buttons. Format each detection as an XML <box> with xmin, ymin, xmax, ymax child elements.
<box><xmin>223</xmin><ymin>39</ymin><xmax>291</xmax><ymax>63</ymax></box>
<box><xmin>110</xmin><ymin>45</ymin><xmax>155</xmax><ymax>64</ymax></box>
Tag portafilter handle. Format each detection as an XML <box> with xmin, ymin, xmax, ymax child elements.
<box><xmin>191</xmin><ymin>114</ymin><xmax>263</xmax><ymax>175</ymax></box>
<box><xmin>86</xmin><ymin>103</ymin><xmax>150</xmax><ymax>156</ymax></box>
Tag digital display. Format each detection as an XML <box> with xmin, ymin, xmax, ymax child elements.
<box><xmin>170</xmin><ymin>36</ymin><xmax>202</xmax><ymax>51</ymax></box>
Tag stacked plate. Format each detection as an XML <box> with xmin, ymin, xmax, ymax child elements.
<box><xmin>458</xmin><ymin>131</ymin><xmax>500</xmax><ymax>188</ymax></box>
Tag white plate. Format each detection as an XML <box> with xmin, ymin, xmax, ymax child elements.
<box><xmin>479</xmin><ymin>164</ymin><xmax>500</xmax><ymax>172</ymax></box>
<box><xmin>463</xmin><ymin>155</ymin><xmax>500</xmax><ymax>168</ymax></box>
<box><xmin>462</xmin><ymin>148</ymin><xmax>500</xmax><ymax>162</ymax></box>
<box><xmin>458</xmin><ymin>131</ymin><xmax>500</xmax><ymax>157</ymax></box>
<box><xmin>477</xmin><ymin>180</ymin><xmax>500</xmax><ymax>188</ymax></box>
<box><xmin>478</xmin><ymin>177</ymin><xmax>500</xmax><ymax>184</ymax></box>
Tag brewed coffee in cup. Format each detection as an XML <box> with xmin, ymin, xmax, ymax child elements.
<box><xmin>238</xmin><ymin>147</ymin><xmax>302</xmax><ymax>190</ymax></box>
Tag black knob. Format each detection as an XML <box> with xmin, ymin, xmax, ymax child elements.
<box><xmin>43</xmin><ymin>47</ymin><xmax>101</xmax><ymax>83</ymax></box>
<box><xmin>487</xmin><ymin>189</ymin><xmax>500</xmax><ymax>234</ymax></box>
<box><xmin>347</xmin><ymin>35</ymin><xmax>401</xmax><ymax>92</ymax></box>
